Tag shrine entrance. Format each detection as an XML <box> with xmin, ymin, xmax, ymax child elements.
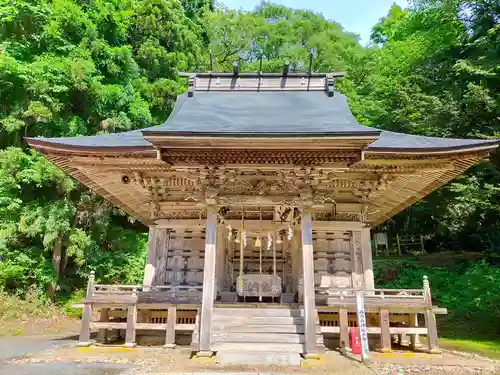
<box><xmin>217</xmin><ymin>207</ymin><xmax>296</xmax><ymax>304</ymax></box>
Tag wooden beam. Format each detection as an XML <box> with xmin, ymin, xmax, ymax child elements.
<box><xmin>321</xmin><ymin>326</ymin><xmax>429</xmax><ymax>335</ymax></box>
<box><xmin>155</xmin><ymin>219</ymin><xmax>364</xmax><ymax>231</ymax></box>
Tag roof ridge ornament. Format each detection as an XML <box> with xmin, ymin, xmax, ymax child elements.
<box><xmin>326</xmin><ymin>74</ymin><xmax>335</xmax><ymax>97</ymax></box>
<box><xmin>188</xmin><ymin>75</ymin><xmax>196</xmax><ymax>98</ymax></box>
<box><xmin>180</xmin><ymin>69</ymin><xmax>344</xmax><ymax>93</ymax></box>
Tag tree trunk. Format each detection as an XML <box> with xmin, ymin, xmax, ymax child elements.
<box><xmin>52</xmin><ymin>238</ymin><xmax>63</xmax><ymax>279</ymax></box>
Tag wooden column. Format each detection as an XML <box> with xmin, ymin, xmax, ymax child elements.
<box><xmin>198</xmin><ymin>207</ymin><xmax>217</xmax><ymax>357</ymax></box>
<box><xmin>164</xmin><ymin>305</ymin><xmax>177</xmax><ymax>349</ymax></box>
<box><xmin>125</xmin><ymin>304</ymin><xmax>137</xmax><ymax>347</ymax></box>
<box><xmin>361</xmin><ymin>228</ymin><xmax>375</xmax><ymax>290</ymax></box>
<box><xmin>301</xmin><ymin>211</ymin><xmax>318</xmax><ymax>357</ymax></box>
<box><xmin>143</xmin><ymin>226</ymin><xmax>158</xmax><ymax>287</ymax></box>
<box><xmin>379</xmin><ymin>309</ymin><xmax>392</xmax><ymax>352</ymax></box>
<box><xmin>77</xmin><ymin>270</ymin><xmax>94</xmax><ymax>347</ymax></box>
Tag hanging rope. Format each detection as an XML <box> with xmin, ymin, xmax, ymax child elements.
<box><xmin>237</xmin><ymin>206</ymin><xmax>244</xmax><ymax>292</ymax></box>
<box><xmin>259</xmin><ymin>207</ymin><xmax>263</xmax><ymax>277</ymax></box>
<box><xmin>273</xmin><ymin>231</ymin><xmax>277</xmax><ymax>277</ymax></box>
<box><xmin>259</xmin><ymin>207</ymin><xmax>263</xmax><ymax>302</ymax></box>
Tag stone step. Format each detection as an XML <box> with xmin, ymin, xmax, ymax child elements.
<box><xmin>216</xmin><ymin>350</ymin><xmax>302</xmax><ymax>366</ymax></box>
<box><xmin>212</xmin><ymin>324</ymin><xmax>316</xmax><ymax>334</ymax></box>
<box><xmin>212</xmin><ymin>332</ymin><xmax>324</xmax><ymax>344</ymax></box>
<box><xmin>212</xmin><ymin>342</ymin><xmax>305</xmax><ymax>353</ymax></box>
<box><xmin>212</xmin><ymin>332</ymin><xmax>304</xmax><ymax>344</ymax></box>
<box><xmin>214</xmin><ymin>308</ymin><xmax>303</xmax><ymax>317</ymax></box>
<box><xmin>212</xmin><ymin>316</ymin><xmax>308</xmax><ymax>325</ymax></box>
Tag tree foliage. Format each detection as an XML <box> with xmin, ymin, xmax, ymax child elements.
<box><xmin>0</xmin><ymin>0</ymin><xmax>210</xmax><ymax>296</ymax></box>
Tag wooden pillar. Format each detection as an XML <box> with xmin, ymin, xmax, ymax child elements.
<box><xmin>143</xmin><ymin>226</ymin><xmax>158</xmax><ymax>287</ymax></box>
<box><xmin>164</xmin><ymin>305</ymin><xmax>177</xmax><ymax>349</ymax></box>
<box><xmin>301</xmin><ymin>211</ymin><xmax>318</xmax><ymax>357</ymax></box>
<box><xmin>198</xmin><ymin>207</ymin><xmax>217</xmax><ymax>357</ymax></box>
<box><xmin>379</xmin><ymin>309</ymin><xmax>392</xmax><ymax>352</ymax></box>
<box><xmin>361</xmin><ymin>228</ymin><xmax>375</xmax><ymax>290</ymax></box>
<box><xmin>125</xmin><ymin>304</ymin><xmax>137</xmax><ymax>348</ymax></box>
<box><xmin>97</xmin><ymin>308</ymin><xmax>109</xmax><ymax>343</ymax></box>
<box><xmin>77</xmin><ymin>270</ymin><xmax>95</xmax><ymax>347</ymax></box>
<box><xmin>339</xmin><ymin>308</ymin><xmax>349</xmax><ymax>350</ymax></box>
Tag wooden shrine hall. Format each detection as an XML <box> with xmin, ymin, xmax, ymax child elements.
<box><xmin>27</xmin><ymin>68</ymin><xmax>499</xmax><ymax>361</ymax></box>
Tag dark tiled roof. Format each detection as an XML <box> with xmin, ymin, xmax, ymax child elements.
<box><xmin>28</xmin><ymin>130</ymin><xmax>151</xmax><ymax>148</ymax></box>
<box><xmin>26</xmin><ymin>91</ymin><xmax>499</xmax><ymax>152</ymax></box>
<box><xmin>142</xmin><ymin>91</ymin><xmax>379</xmax><ymax>135</ymax></box>
<box><xmin>368</xmin><ymin>131</ymin><xmax>499</xmax><ymax>151</ymax></box>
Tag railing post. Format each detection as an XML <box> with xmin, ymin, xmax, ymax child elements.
<box><xmin>125</xmin><ymin>303</ymin><xmax>137</xmax><ymax>348</ymax></box>
<box><xmin>423</xmin><ymin>275</ymin><xmax>440</xmax><ymax>354</ymax></box>
<box><xmin>339</xmin><ymin>308</ymin><xmax>349</xmax><ymax>352</ymax></box>
<box><xmin>78</xmin><ymin>270</ymin><xmax>95</xmax><ymax>347</ymax></box>
<box><xmin>164</xmin><ymin>305</ymin><xmax>177</xmax><ymax>349</ymax></box>
<box><xmin>379</xmin><ymin>309</ymin><xmax>392</xmax><ymax>352</ymax></box>
<box><xmin>410</xmin><ymin>313</ymin><xmax>421</xmax><ymax>350</ymax></box>
<box><xmin>97</xmin><ymin>308</ymin><xmax>109</xmax><ymax>343</ymax></box>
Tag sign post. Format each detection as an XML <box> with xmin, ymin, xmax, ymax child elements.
<box><xmin>355</xmin><ymin>290</ymin><xmax>370</xmax><ymax>363</ymax></box>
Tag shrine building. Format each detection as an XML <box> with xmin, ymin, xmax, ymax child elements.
<box><xmin>27</xmin><ymin>68</ymin><xmax>499</xmax><ymax>362</ymax></box>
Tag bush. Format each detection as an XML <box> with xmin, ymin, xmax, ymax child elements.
<box><xmin>374</xmin><ymin>258</ymin><xmax>500</xmax><ymax>339</ymax></box>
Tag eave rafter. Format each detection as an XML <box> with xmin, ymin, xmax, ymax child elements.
<box><xmin>36</xmin><ymin>146</ymin><xmax>492</xmax><ymax>226</ymax></box>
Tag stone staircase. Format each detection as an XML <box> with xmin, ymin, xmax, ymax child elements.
<box><xmin>195</xmin><ymin>307</ymin><xmax>324</xmax><ymax>365</ymax></box>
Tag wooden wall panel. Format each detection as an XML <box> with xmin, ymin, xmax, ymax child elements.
<box><xmin>313</xmin><ymin>231</ymin><xmax>353</xmax><ymax>288</ymax></box>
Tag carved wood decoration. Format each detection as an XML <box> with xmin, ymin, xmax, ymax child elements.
<box><xmin>350</xmin><ymin>231</ymin><xmax>364</xmax><ymax>288</ymax></box>
<box><xmin>38</xmin><ymin>146</ymin><xmax>487</xmax><ymax>226</ymax></box>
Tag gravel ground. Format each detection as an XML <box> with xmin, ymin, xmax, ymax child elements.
<box><xmin>0</xmin><ymin>363</ymin><xmax>129</xmax><ymax>375</ymax></box>
<box><xmin>2</xmin><ymin>333</ymin><xmax>499</xmax><ymax>375</ymax></box>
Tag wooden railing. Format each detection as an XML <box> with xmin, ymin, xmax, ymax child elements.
<box><xmin>90</xmin><ymin>284</ymin><xmax>203</xmax><ymax>304</ymax></box>
<box><xmin>315</xmin><ymin>275</ymin><xmax>433</xmax><ymax>307</ymax></box>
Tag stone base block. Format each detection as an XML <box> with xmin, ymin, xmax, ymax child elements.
<box><xmin>217</xmin><ymin>350</ymin><xmax>301</xmax><ymax>365</ymax></box>
<box><xmin>428</xmin><ymin>348</ymin><xmax>442</xmax><ymax>354</ymax></box>
<box><xmin>196</xmin><ymin>350</ymin><xmax>214</xmax><ymax>358</ymax></box>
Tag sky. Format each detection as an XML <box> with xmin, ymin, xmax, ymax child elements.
<box><xmin>218</xmin><ymin>0</ymin><xmax>409</xmax><ymax>45</ymax></box>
